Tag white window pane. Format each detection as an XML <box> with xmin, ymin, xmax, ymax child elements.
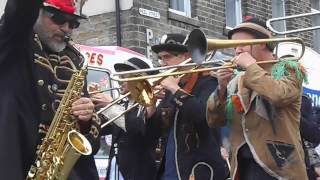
<box><xmin>271</xmin><ymin>0</ymin><xmax>286</xmax><ymax>35</ymax></box>
<box><xmin>170</xmin><ymin>0</ymin><xmax>185</xmax><ymax>12</ymax></box>
<box><xmin>169</xmin><ymin>0</ymin><xmax>191</xmax><ymax>17</ymax></box>
<box><xmin>311</xmin><ymin>4</ymin><xmax>320</xmax><ymax>52</ymax></box>
<box><xmin>225</xmin><ymin>0</ymin><xmax>242</xmax><ymax>28</ymax></box>
<box><xmin>311</xmin><ymin>0</ymin><xmax>320</xmax><ymax>9</ymax></box>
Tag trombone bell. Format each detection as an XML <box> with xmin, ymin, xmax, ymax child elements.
<box><xmin>127</xmin><ymin>80</ymin><xmax>155</xmax><ymax>107</ymax></box>
<box><xmin>187</xmin><ymin>29</ymin><xmax>305</xmax><ymax>63</ymax></box>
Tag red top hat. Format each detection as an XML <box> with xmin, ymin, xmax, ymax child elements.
<box><xmin>43</xmin><ymin>0</ymin><xmax>85</xmax><ymax>18</ymax></box>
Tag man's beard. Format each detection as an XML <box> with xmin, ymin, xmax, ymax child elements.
<box><xmin>34</xmin><ymin>20</ymin><xmax>68</xmax><ymax>53</ymax></box>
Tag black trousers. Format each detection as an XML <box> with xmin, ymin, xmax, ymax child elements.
<box><xmin>238</xmin><ymin>144</ymin><xmax>277</xmax><ymax>180</ymax></box>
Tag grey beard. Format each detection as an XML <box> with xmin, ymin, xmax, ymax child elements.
<box><xmin>44</xmin><ymin>39</ymin><xmax>66</xmax><ymax>52</ymax></box>
<box><xmin>36</xmin><ymin>29</ymin><xmax>67</xmax><ymax>52</ymax></box>
<box><xmin>34</xmin><ymin>18</ymin><xmax>68</xmax><ymax>52</ymax></box>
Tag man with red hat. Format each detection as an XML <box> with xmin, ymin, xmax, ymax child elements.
<box><xmin>0</xmin><ymin>0</ymin><xmax>100</xmax><ymax>179</ymax></box>
<box><xmin>206</xmin><ymin>17</ymin><xmax>308</xmax><ymax>179</ymax></box>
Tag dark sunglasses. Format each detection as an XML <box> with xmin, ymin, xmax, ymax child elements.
<box><xmin>46</xmin><ymin>11</ymin><xmax>80</xmax><ymax>29</ymax></box>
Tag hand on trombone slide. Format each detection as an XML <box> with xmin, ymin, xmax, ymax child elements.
<box><xmin>159</xmin><ymin>76</ymin><xmax>181</xmax><ymax>94</ymax></box>
<box><xmin>91</xmin><ymin>93</ymin><xmax>113</xmax><ymax>109</ymax></box>
<box><xmin>153</xmin><ymin>85</ymin><xmax>166</xmax><ymax>100</ymax></box>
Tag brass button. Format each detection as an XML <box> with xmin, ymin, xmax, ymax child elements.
<box><xmin>41</xmin><ymin>104</ymin><xmax>47</xmax><ymax>111</ymax></box>
<box><xmin>37</xmin><ymin>80</ymin><xmax>44</xmax><ymax>86</ymax></box>
<box><xmin>51</xmin><ymin>84</ymin><xmax>58</xmax><ymax>92</ymax></box>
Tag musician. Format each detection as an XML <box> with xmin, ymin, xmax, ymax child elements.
<box><xmin>146</xmin><ymin>33</ymin><xmax>228</xmax><ymax>180</ymax></box>
<box><xmin>206</xmin><ymin>17</ymin><xmax>308</xmax><ymax>179</ymax></box>
<box><xmin>300</xmin><ymin>94</ymin><xmax>320</xmax><ymax>180</ymax></box>
<box><xmin>0</xmin><ymin>0</ymin><xmax>100</xmax><ymax>179</ymax></box>
<box><xmin>91</xmin><ymin>57</ymin><xmax>158</xmax><ymax>180</ymax></box>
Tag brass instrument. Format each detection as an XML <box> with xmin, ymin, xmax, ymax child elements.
<box><xmin>266</xmin><ymin>11</ymin><xmax>320</xmax><ymax>35</ymax></box>
<box><xmin>187</xmin><ymin>29</ymin><xmax>305</xmax><ymax>64</ymax></box>
<box><xmin>89</xmin><ymin>87</ymin><xmax>121</xmax><ymax>96</ymax></box>
<box><xmin>99</xmin><ymin>58</ymin><xmax>193</xmax><ymax>128</ymax></box>
<box><xmin>26</xmin><ymin>39</ymin><xmax>92</xmax><ymax>180</ymax></box>
<box><xmin>100</xmin><ymin>29</ymin><xmax>305</xmax><ymax>127</ymax></box>
<box><xmin>110</xmin><ymin>29</ymin><xmax>305</xmax><ymax>82</ymax></box>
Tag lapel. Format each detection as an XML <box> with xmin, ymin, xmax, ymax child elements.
<box><xmin>236</xmin><ymin>74</ymin><xmax>252</xmax><ymax>114</ymax></box>
<box><xmin>242</xmin><ymin>64</ymin><xmax>273</xmax><ymax>116</ymax></box>
<box><xmin>244</xmin><ymin>91</ymin><xmax>258</xmax><ymax>114</ymax></box>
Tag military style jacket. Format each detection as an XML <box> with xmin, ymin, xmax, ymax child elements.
<box><xmin>33</xmin><ymin>35</ymin><xmax>101</xmax><ymax>180</ymax></box>
<box><xmin>148</xmin><ymin>75</ymin><xmax>228</xmax><ymax>180</ymax></box>
<box><xmin>0</xmin><ymin>0</ymin><xmax>100</xmax><ymax>179</ymax></box>
<box><xmin>207</xmin><ymin>63</ymin><xmax>308</xmax><ymax>180</ymax></box>
<box><xmin>101</xmin><ymin>102</ymin><xmax>158</xmax><ymax>180</ymax></box>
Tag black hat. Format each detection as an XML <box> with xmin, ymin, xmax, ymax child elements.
<box><xmin>114</xmin><ymin>57</ymin><xmax>157</xmax><ymax>75</ymax></box>
<box><xmin>227</xmin><ymin>17</ymin><xmax>272</xmax><ymax>39</ymax></box>
<box><xmin>151</xmin><ymin>34</ymin><xmax>188</xmax><ymax>53</ymax></box>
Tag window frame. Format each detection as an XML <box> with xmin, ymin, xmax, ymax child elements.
<box><xmin>168</xmin><ymin>0</ymin><xmax>191</xmax><ymax>17</ymax></box>
<box><xmin>225</xmin><ymin>0</ymin><xmax>243</xmax><ymax>30</ymax></box>
<box><xmin>271</xmin><ymin>0</ymin><xmax>286</xmax><ymax>37</ymax></box>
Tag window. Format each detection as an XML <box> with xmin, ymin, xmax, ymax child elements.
<box><xmin>272</xmin><ymin>0</ymin><xmax>286</xmax><ymax>37</ymax></box>
<box><xmin>87</xmin><ymin>68</ymin><xmax>119</xmax><ymax>98</ymax></box>
<box><xmin>225</xmin><ymin>0</ymin><xmax>242</xmax><ymax>29</ymax></box>
<box><xmin>169</xmin><ymin>0</ymin><xmax>191</xmax><ymax>17</ymax></box>
<box><xmin>311</xmin><ymin>0</ymin><xmax>320</xmax><ymax>53</ymax></box>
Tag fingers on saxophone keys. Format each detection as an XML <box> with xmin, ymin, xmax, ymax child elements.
<box><xmin>72</xmin><ymin>102</ymin><xmax>94</xmax><ymax>115</ymax></box>
<box><xmin>72</xmin><ymin>97</ymin><xmax>90</xmax><ymax>106</ymax></box>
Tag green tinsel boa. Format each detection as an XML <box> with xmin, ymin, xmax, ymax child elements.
<box><xmin>224</xmin><ymin>60</ymin><xmax>308</xmax><ymax>127</ymax></box>
<box><xmin>271</xmin><ymin>59</ymin><xmax>308</xmax><ymax>83</ymax></box>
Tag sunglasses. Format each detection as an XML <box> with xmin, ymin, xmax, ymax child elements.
<box><xmin>46</xmin><ymin>10</ymin><xmax>80</xmax><ymax>29</ymax></box>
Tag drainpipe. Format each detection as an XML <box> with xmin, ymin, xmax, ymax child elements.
<box><xmin>115</xmin><ymin>0</ymin><xmax>122</xmax><ymax>46</ymax></box>
<box><xmin>282</xmin><ymin>0</ymin><xmax>286</xmax><ymax>38</ymax></box>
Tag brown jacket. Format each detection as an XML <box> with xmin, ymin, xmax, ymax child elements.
<box><xmin>207</xmin><ymin>63</ymin><xmax>308</xmax><ymax>180</ymax></box>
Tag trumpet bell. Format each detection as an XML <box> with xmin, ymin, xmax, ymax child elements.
<box><xmin>127</xmin><ymin>80</ymin><xmax>155</xmax><ymax>107</ymax></box>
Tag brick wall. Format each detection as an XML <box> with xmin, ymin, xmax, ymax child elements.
<box><xmin>73</xmin><ymin>0</ymin><xmax>314</xmax><ymax>57</ymax></box>
<box><xmin>74</xmin><ymin>0</ymin><xmax>227</xmax><ymax>58</ymax></box>
<box><xmin>285</xmin><ymin>0</ymin><xmax>312</xmax><ymax>46</ymax></box>
<box><xmin>242</xmin><ymin>0</ymin><xmax>272</xmax><ymax>21</ymax></box>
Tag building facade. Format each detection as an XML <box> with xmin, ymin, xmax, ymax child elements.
<box><xmin>73</xmin><ymin>0</ymin><xmax>320</xmax><ymax>58</ymax></box>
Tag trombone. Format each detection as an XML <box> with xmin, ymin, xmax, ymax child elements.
<box><xmin>89</xmin><ymin>87</ymin><xmax>120</xmax><ymax>96</ymax></box>
<box><xmin>111</xmin><ymin>29</ymin><xmax>305</xmax><ymax>82</ymax></box>
<box><xmin>100</xmin><ymin>29</ymin><xmax>305</xmax><ymax>127</ymax></box>
<box><xmin>98</xmin><ymin>58</ymin><xmax>193</xmax><ymax>128</ymax></box>
<box><xmin>267</xmin><ymin>11</ymin><xmax>320</xmax><ymax>35</ymax></box>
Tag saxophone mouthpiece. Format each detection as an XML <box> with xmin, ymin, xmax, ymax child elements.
<box><xmin>64</xmin><ymin>36</ymin><xmax>71</xmax><ymax>43</ymax></box>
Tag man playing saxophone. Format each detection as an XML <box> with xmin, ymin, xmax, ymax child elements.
<box><xmin>206</xmin><ymin>17</ymin><xmax>308</xmax><ymax>179</ymax></box>
<box><xmin>0</xmin><ymin>0</ymin><xmax>100</xmax><ymax>179</ymax></box>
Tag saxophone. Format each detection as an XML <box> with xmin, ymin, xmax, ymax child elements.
<box><xmin>26</xmin><ymin>39</ymin><xmax>92</xmax><ymax>180</ymax></box>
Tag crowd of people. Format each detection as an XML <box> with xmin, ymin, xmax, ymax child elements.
<box><xmin>0</xmin><ymin>0</ymin><xmax>320</xmax><ymax>180</ymax></box>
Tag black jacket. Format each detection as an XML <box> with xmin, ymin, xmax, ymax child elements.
<box><xmin>300</xmin><ymin>94</ymin><xmax>320</xmax><ymax>180</ymax></box>
<box><xmin>0</xmin><ymin>0</ymin><xmax>99</xmax><ymax>179</ymax></box>
<box><xmin>101</xmin><ymin>103</ymin><xmax>157</xmax><ymax>180</ymax></box>
<box><xmin>148</xmin><ymin>75</ymin><xmax>228</xmax><ymax>180</ymax></box>
<box><xmin>300</xmin><ymin>94</ymin><xmax>320</xmax><ymax>144</ymax></box>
